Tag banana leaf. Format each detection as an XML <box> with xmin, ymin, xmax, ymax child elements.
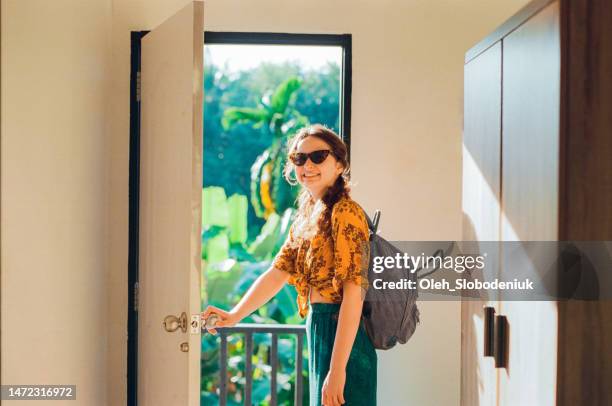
<box><xmin>205</xmin><ymin>233</ymin><xmax>229</xmax><ymax>263</ymax></box>
<box><xmin>271</xmin><ymin>77</ymin><xmax>301</xmax><ymax>115</ymax></box>
<box><xmin>247</xmin><ymin>212</ymin><xmax>281</xmax><ymax>259</ymax></box>
<box><xmin>202</xmin><ymin>186</ymin><xmax>229</xmax><ymax>228</ymax></box>
<box><xmin>221</xmin><ymin>107</ymin><xmax>269</xmax><ymax>130</ymax></box>
<box><xmin>204</xmin><ymin>259</ymin><xmax>240</xmax><ymax>304</ymax></box>
<box><xmin>227</xmin><ymin>193</ymin><xmax>248</xmax><ymax>244</ymax></box>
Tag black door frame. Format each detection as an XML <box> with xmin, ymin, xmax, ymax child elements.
<box><xmin>128</xmin><ymin>31</ymin><xmax>352</xmax><ymax>406</ymax></box>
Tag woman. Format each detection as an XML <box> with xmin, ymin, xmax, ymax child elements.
<box><xmin>201</xmin><ymin>124</ymin><xmax>377</xmax><ymax>406</ymax></box>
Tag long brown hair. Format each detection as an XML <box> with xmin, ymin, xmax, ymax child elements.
<box><xmin>283</xmin><ymin>124</ymin><xmax>351</xmax><ymax>241</ymax></box>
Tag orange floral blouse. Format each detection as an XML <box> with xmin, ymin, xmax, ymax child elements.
<box><xmin>271</xmin><ymin>195</ymin><xmax>371</xmax><ymax>318</ymax></box>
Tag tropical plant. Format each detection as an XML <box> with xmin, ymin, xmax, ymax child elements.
<box><xmin>201</xmin><ymin>186</ymin><xmax>306</xmax><ymax>405</ymax></box>
<box><xmin>222</xmin><ymin>77</ymin><xmax>308</xmax><ymax>220</ymax></box>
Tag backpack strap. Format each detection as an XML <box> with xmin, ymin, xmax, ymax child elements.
<box><xmin>361</xmin><ymin>206</ymin><xmax>381</xmax><ymax>236</ymax></box>
<box><xmin>372</xmin><ymin>210</ymin><xmax>381</xmax><ymax>232</ymax></box>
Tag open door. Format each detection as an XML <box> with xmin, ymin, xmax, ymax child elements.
<box><xmin>138</xmin><ymin>2</ymin><xmax>204</xmax><ymax>405</ymax></box>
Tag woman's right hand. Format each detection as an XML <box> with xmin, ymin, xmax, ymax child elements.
<box><xmin>200</xmin><ymin>305</ymin><xmax>241</xmax><ymax>335</ymax></box>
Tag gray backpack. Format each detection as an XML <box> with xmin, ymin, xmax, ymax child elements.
<box><xmin>360</xmin><ymin>209</ymin><xmax>420</xmax><ymax>350</ymax></box>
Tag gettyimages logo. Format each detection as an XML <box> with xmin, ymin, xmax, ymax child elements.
<box><xmin>366</xmin><ymin>241</ymin><xmax>612</xmax><ymax>301</ymax></box>
<box><xmin>372</xmin><ymin>250</ymin><xmax>486</xmax><ymax>274</ymax></box>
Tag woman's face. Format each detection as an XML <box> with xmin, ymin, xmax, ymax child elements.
<box><xmin>294</xmin><ymin>136</ymin><xmax>344</xmax><ymax>200</ymax></box>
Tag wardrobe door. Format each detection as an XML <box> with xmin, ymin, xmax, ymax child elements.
<box><xmin>499</xmin><ymin>2</ymin><xmax>560</xmax><ymax>406</ymax></box>
<box><xmin>461</xmin><ymin>42</ymin><xmax>502</xmax><ymax>406</ymax></box>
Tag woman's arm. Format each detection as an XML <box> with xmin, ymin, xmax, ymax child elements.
<box><xmin>201</xmin><ymin>266</ymin><xmax>289</xmax><ymax>334</ymax></box>
<box><xmin>322</xmin><ymin>281</ymin><xmax>365</xmax><ymax>406</ymax></box>
<box><xmin>330</xmin><ymin>282</ymin><xmax>364</xmax><ymax>371</ymax></box>
<box><xmin>203</xmin><ymin>222</ymin><xmax>298</xmax><ymax>334</ymax></box>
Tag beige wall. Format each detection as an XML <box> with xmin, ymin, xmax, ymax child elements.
<box><xmin>2</xmin><ymin>0</ymin><xmax>529</xmax><ymax>405</ymax></box>
<box><xmin>1</xmin><ymin>0</ymin><xmax>111</xmax><ymax>405</ymax></box>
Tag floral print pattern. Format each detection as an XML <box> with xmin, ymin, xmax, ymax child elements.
<box><xmin>271</xmin><ymin>195</ymin><xmax>370</xmax><ymax>318</ymax></box>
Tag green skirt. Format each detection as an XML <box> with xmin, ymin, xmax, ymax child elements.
<box><xmin>306</xmin><ymin>303</ymin><xmax>377</xmax><ymax>406</ymax></box>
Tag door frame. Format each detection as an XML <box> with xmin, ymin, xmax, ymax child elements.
<box><xmin>128</xmin><ymin>30</ymin><xmax>352</xmax><ymax>405</ymax></box>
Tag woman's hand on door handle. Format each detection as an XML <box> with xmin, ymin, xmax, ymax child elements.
<box><xmin>200</xmin><ymin>305</ymin><xmax>240</xmax><ymax>335</ymax></box>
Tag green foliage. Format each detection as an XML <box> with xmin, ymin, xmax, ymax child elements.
<box><xmin>202</xmin><ymin>187</ymin><xmax>249</xmax><ymax>262</ymax></box>
<box><xmin>247</xmin><ymin>212</ymin><xmax>281</xmax><ymax>260</ymax></box>
<box><xmin>202</xmin><ymin>186</ymin><xmax>302</xmax><ymax>405</ymax></box>
<box><xmin>202</xmin><ymin>187</ymin><xmax>230</xmax><ymax>228</ymax></box>
<box><xmin>204</xmin><ymin>57</ymin><xmax>340</xmax><ymax>239</ymax></box>
<box><xmin>271</xmin><ymin>145</ymin><xmax>295</xmax><ymax>216</ymax></box>
<box><xmin>222</xmin><ymin>77</ymin><xmax>306</xmax><ymax>219</ymax></box>
<box><xmin>271</xmin><ymin>77</ymin><xmax>301</xmax><ymax>116</ymax></box>
<box><xmin>227</xmin><ymin>194</ymin><xmax>248</xmax><ymax>244</ymax></box>
<box><xmin>249</xmin><ymin>148</ymin><xmax>272</xmax><ymax>219</ymax></box>
<box><xmin>221</xmin><ymin>107</ymin><xmax>269</xmax><ymax>131</ymax></box>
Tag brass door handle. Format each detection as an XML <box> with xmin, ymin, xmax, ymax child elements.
<box><xmin>163</xmin><ymin>312</ymin><xmax>187</xmax><ymax>333</ymax></box>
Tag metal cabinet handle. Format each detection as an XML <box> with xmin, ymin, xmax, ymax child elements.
<box><xmin>484</xmin><ymin>306</ymin><xmax>495</xmax><ymax>357</ymax></box>
<box><xmin>494</xmin><ymin>315</ymin><xmax>508</xmax><ymax>368</ymax></box>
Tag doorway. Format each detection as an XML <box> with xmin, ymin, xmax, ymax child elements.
<box><xmin>128</xmin><ymin>28</ymin><xmax>352</xmax><ymax>405</ymax></box>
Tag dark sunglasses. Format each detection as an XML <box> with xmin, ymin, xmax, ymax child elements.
<box><xmin>289</xmin><ymin>149</ymin><xmax>334</xmax><ymax>166</ymax></box>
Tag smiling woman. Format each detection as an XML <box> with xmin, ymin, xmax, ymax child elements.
<box><xmin>202</xmin><ymin>125</ymin><xmax>377</xmax><ymax>406</ymax></box>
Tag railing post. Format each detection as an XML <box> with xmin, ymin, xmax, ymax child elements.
<box><xmin>219</xmin><ymin>331</ymin><xmax>228</xmax><ymax>406</ymax></box>
<box><xmin>270</xmin><ymin>334</ymin><xmax>278</xmax><ymax>406</ymax></box>
<box><xmin>244</xmin><ymin>332</ymin><xmax>253</xmax><ymax>406</ymax></box>
<box><xmin>295</xmin><ymin>332</ymin><xmax>304</xmax><ymax>406</ymax></box>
